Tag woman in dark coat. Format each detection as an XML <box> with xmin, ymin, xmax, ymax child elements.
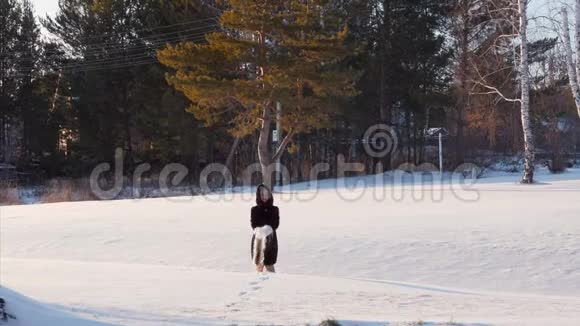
<box><xmin>251</xmin><ymin>184</ymin><xmax>279</xmax><ymax>273</ymax></box>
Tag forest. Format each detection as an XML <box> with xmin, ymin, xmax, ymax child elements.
<box><xmin>1</xmin><ymin>0</ymin><xmax>579</xmax><ymax>198</ymax></box>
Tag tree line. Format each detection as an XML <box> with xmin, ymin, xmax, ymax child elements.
<box><xmin>0</xmin><ymin>0</ymin><xmax>578</xmax><ymax>188</ymax></box>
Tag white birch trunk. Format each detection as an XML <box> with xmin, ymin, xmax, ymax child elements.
<box><xmin>519</xmin><ymin>0</ymin><xmax>536</xmax><ymax>183</ymax></box>
<box><xmin>562</xmin><ymin>7</ymin><xmax>580</xmax><ymax>117</ymax></box>
<box><xmin>575</xmin><ymin>0</ymin><xmax>580</xmax><ymax>88</ymax></box>
<box><xmin>561</xmin><ymin>4</ymin><xmax>580</xmax><ymax>118</ymax></box>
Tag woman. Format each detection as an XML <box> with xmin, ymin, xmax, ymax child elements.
<box><xmin>250</xmin><ymin>184</ymin><xmax>279</xmax><ymax>273</ymax></box>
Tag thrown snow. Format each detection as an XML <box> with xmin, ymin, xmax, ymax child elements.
<box><xmin>1</xmin><ymin>168</ymin><xmax>580</xmax><ymax>325</ymax></box>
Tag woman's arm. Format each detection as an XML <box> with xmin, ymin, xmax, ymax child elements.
<box><xmin>251</xmin><ymin>207</ymin><xmax>258</xmax><ymax>229</ymax></box>
<box><xmin>272</xmin><ymin>207</ymin><xmax>280</xmax><ymax>230</ymax></box>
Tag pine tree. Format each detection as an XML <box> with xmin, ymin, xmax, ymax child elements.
<box><xmin>344</xmin><ymin>0</ymin><xmax>451</xmax><ymax>167</ymax></box>
<box><xmin>0</xmin><ymin>0</ymin><xmax>21</xmax><ymax>162</ymax></box>
<box><xmin>14</xmin><ymin>0</ymin><xmax>40</xmax><ymax>162</ymax></box>
<box><xmin>42</xmin><ymin>0</ymin><xmax>218</xmax><ymax>171</ymax></box>
<box><xmin>158</xmin><ymin>0</ymin><xmax>359</xmax><ymax>187</ymax></box>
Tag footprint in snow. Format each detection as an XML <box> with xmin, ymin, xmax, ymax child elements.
<box><xmin>225</xmin><ymin>273</ymin><xmax>273</xmax><ymax>312</ymax></box>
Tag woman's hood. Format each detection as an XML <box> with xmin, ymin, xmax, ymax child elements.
<box><xmin>255</xmin><ymin>184</ymin><xmax>274</xmax><ymax>207</ymax></box>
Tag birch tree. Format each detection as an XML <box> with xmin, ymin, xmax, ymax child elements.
<box><xmin>470</xmin><ymin>0</ymin><xmax>536</xmax><ymax>183</ymax></box>
<box><xmin>561</xmin><ymin>3</ymin><xmax>580</xmax><ymax>118</ymax></box>
<box><xmin>518</xmin><ymin>0</ymin><xmax>535</xmax><ymax>184</ymax></box>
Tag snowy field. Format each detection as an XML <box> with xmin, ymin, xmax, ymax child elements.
<box><xmin>1</xmin><ymin>168</ymin><xmax>580</xmax><ymax>325</ymax></box>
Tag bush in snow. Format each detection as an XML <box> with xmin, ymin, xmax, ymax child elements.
<box><xmin>547</xmin><ymin>156</ymin><xmax>567</xmax><ymax>174</ymax></box>
<box><xmin>40</xmin><ymin>179</ymin><xmax>97</xmax><ymax>203</ymax></box>
<box><xmin>0</xmin><ymin>186</ymin><xmax>20</xmax><ymax>205</ymax></box>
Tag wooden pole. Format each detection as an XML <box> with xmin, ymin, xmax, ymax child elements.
<box><xmin>275</xmin><ymin>102</ymin><xmax>282</xmax><ymax>187</ymax></box>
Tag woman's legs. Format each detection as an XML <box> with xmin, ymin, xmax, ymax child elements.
<box><xmin>255</xmin><ymin>264</ymin><xmax>275</xmax><ymax>272</ymax></box>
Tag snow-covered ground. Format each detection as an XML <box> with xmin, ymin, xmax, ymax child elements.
<box><xmin>1</xmin><ymin>168</ymin><xmax>580</xmax><ymax>325</ymax></box>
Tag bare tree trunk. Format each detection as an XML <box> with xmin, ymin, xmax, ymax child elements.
<box><xmin>562</xmin><ymin>6</ymin><xmax>580</xmax><ymax>118</ymax></box>
<box><xmin>378</xmin><ymin>0</ymin><xmax>392</xmax><ymax>170</ymax></box>
<box><xmin>421</xmin><ymin>106</ymin><xmax>430</xmax><ymax>164</ymax></box>
<box><xmin>122</xmin><ymin>105</ymin><xmax>133</xmax><ymax>170</ymax></box>
<box><xmin>405</xmin><ymin>107</ymin><xmax>411</xmax><ymax>163</ymax></box>
<box><xmin>257</xmin><ymin>104</ymin><xmax>295</xmax><ymax>189</ymax></box>
<box><xmin>258</xmin><ymin>107</ymin><xmax>273</xmax><ymax>188</ymax></box>
<box><xmin>519</xmin><ymin>0</ymin><xmax>535</xmax><ymax>183</ymax></box>
<box><xmin>456</xmin><ymin>4</ymin><xmax>469</xmax><ymax>165</ymax></box>
<box><xmin>0</xmin><ymin>18</ymin><xmax>6</xmax><ymax>163</ymax></box>
<box><xmin>217</xmin><ymin>136</ymin><xmax>241</xmax><ymax>187</ymax></box>
<box><xmin>412</xmin><ymin>121</ymin><xmax>418</xmax><ymax>164</ymax></box>
<box><xmin>225</xmin><ymin>137</ymin><xmax>241</xmax><ymax>172</ymax></box>
<box><xmin>575</xmin><ymin>0</ymin><xmax>580</xmax><ymax>91</ymax></box>
<box><xmin>0</xmin><ymin>115</ymin><xmax>4</xmax><ymax>162</ymax></box>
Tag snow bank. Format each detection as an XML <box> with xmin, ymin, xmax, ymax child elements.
<box><xmin>0</xmin><ymin>287</ymin><xmax>114</xmax><ymax>326</ymax></box>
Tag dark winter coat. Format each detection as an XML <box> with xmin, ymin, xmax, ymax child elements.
<box><xmin>250</xmin><ymin>185</ymin><xmax>279</xmax><ymax>266</ymax></box>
